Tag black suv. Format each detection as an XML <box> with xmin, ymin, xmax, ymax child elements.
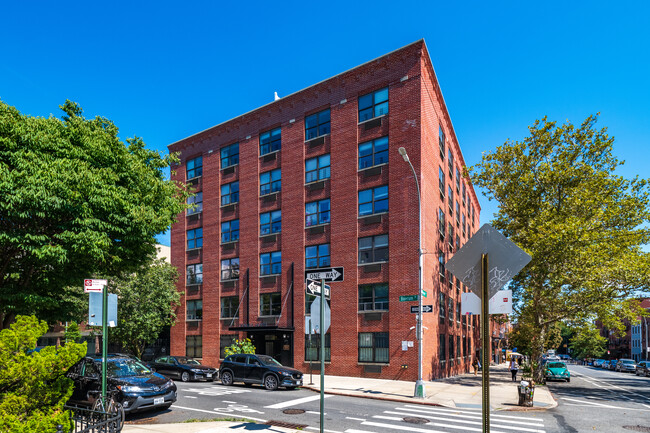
<box><xmin>66</xmin><ymin>354</ymin><xmax>177</xmax><ymax>413</ymax></box>
<box><xmin>219</xmin><ymin>354</ymin><xmax>303</xmax><ymax>390</ymax></box>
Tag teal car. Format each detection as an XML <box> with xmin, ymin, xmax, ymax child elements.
<box><xmin>545</xmin><ymin>361</ymin><xmax>570</xmax><ymax>382</ymax></box>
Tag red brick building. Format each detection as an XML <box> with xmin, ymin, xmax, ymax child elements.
<box><xmin>168</xmin><ymin>40</ymin><xmax>482</xmax><ymax>380</ymax></box>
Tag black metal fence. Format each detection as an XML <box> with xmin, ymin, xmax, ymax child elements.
<box><xmin>57</xmin><ymin>404</ymin><xmax>124</xmax><ymax>433</ymax></box>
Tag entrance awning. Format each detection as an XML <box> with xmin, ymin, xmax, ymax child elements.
<box><xmin>229</xmin><ymin>324</ymin><xmax>294</xmax><ymax>332</ymax></box>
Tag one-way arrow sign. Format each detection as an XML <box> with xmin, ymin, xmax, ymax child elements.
<box><xmin>306</xmin><ymin>279</ymin><xmax>331</xmax><ymax>299</ymax></box>
<box><xmin>304</xmin><ymin>267</ymin><xmax>344</xmax><ymax>282</ymax></box>
<box><xmin>411</xmin><ymin>305</ymin><xmax>433</xmax><ymax>313</ymax></box>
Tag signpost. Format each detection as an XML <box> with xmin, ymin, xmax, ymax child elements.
<box><xmin>445</xmin><ymin>224</ymin><xmax>531</xmax><ymax>433</ymax></box>
<box><xmin>85</xmin><ymin>278</ymin><xmax>110</xmax><ymax>402</ymax></box>
<box><xmin>305</xmin><ymin>266</ymin><xmax>343</xmax><ymax>433</ymax></box>
<box><xmin>411</xmin><ymin>305</ymin><xmax>433</xmax><ymax>314</ymax></box>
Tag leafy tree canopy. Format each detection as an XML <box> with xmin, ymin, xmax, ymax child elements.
<box><xmin>108</xmin><ymin>258</ymin><xmax>181</xmax><ymax>359</ymax></box>
<box><xmin>0</xmin><ymin>100</ymin><xmax>190</xmax><ymax>328</ymax></box>
<box><xmin>224</xmin><ymin>338</ymin><xmax>256</xmax><ymax>357</ymax></box>
<box><xmin>0</xmin><ymin>315</ymin><xmax>86</xmax><ymax>433</ymax></box>
<box><xmin>470</xmin><ymin>115</ymin><xmax>650</xmax><ymax>380</ymax></box>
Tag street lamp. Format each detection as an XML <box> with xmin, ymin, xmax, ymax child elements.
<box><xmin>398</xmin><ymin>146</ymin><xmax>425</xmax><ymax>398</ymax></box>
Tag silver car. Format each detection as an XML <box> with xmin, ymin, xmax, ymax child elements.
<box><xmin>615</xmin><ymin>358</ymin><xmax>637</xmax><ymax>373</ymax></box>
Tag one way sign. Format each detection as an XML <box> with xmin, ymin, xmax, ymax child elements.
<box><xmin>411</xmin><ymin>305</ymin><xmax>433</xmax><ymax>313</ymax></box>
<box><xmin>306</xmin><ymin>279</ymin><xmax>331</xmax><ymax>299</ymax></box>
<box><xmin>304</xmin><ymin>267</ymin><xmax>344</xmax><ymax>282</ymax></box>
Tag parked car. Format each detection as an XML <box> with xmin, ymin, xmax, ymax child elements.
<box><xmin>593</xmin><ymin>359</ymin><xmax>605</xmax><ymax>368</ymax></box>
<box><xmin>545</xmin><ymin>361</ymin><xmax>571</xmax><ymax>382</ymax></box>
<box><xmin>219</xmin><ymin>353</ymin><xmax>303</xmax><ymax>390</ymax></box>
<box><xmin>635</xmin><ymin>360</ymin><xmax>650</xmax><ymax>377</ymax></box>
<box><xmin>616</xmin><ymin>358</ymin><xmax>637</xmax><ymax>373</ymax></box>
<box><xmin>66</xmin><ymin>354</ymin><xmax>177</xmax><ymax>414</ymax></box>
<box><xmin>147</xmin><ymin>355</ymin><xmax>218</xmax><ymax>382</ymax></box>
<box><xmin>607</xmin><ymin>359</ymin><xmax>618</xmax><ymax>370</ymax></box>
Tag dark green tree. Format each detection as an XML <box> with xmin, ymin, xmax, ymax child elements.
<box><xmin>469</xmin><ymin>115</ymin><xmax>650</xmax><ymax>381</ymax></box>
<box><xmin>108</xmin><ymin>258</ymin><xmax>181</xmax><ymax>359</ymax></box>
<box><xmin>0</xmin><ymin>315</ymin><xmax>86</xmax><ymax>433</ymax></box>
<box><xmin>0</xmin><ymin>100</ymin><xmax>190</xmax><ymax>329</ymax></box>
<box><xmin>64</xmin><ymin>321</ymin><xmax>82</xmax><ymax>344</ymax></box>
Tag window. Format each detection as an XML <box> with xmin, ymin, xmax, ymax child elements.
<box><xmin>187</xmin><ymin>192</ymin><xmax>202</xmax><ymax>215</ymax></box>
<box><xmin>186</xmin><ymin>335</ymin><xmax>202</xmax><ymax>358</ymax></box>
<box><xmin>221</xmin><ymin>143</ymin><xmax>239</xmax><ymax>169</ymax></box>
<box><xmin>456</xmin><ymin>167</ymin><xmax>461</xmax><ymax>192</ymax></box>
<box><xmin>221</xmin><ymin>296</ymin><xmax>239</xmax><ymax>319</ymax></box>
<box><xmin>448</xmin><ymin>298</ymin><xmax>454</xmax><ymax>325</ymax></box>
<box><xmin>187</xmin><ymin>228</ymin><xmax>203</xmax><ymax>250</ymax></box>
<box><xmin>306</xmin><ymin>243</ymin><xmax>330</xmax><ymax>269</ymax></box>
<box><xmin>456</xmin><ymin>202</ymin><xmax>461</xmax><ymax>223</ymax></box>
<box><xmin>305</xmin><ymin>332</ymin><xmax>330</xmax><ymax>362</ymax></box>
<box><xmin>449</xmin><ymin>335</ymin><xmax>454</xmax><ymax>360</ymax></box>
<box><xmin>187</xmin><ymin>300</ymin><xmax>202</xmax><ymax>320</ymax></box>
<box><xmin>260</xmin><ymin>210</ymin><xmax>281</xmax><ymax>235</ymax></box>
<box><xmin>462</xmin><ymin>214</ymin><xmax>467</xmax><ymax>237</ymax></box>
<box><xmin>448</xmin><ymin>223</ymin><xmax>454</xmax><ymax>248</ymax></box>
<box><xmin>358</xmin><ymin>136</ymin><xmax>388</xmax><ymax>169</ymax></box>
<box><xmin>260</xmin><ymin>292</ymin><xmax>281</xmax><ymax>316</ymax></box>
<box><xmin>462</xmin><ymin>183</ymin><xmax>467</xmax><ymax>205</ymax></box>
<box><xmin>260</xmin><ymin>169</ymin><xmax>281</xmax><ymax>195</ymax></box>
<box><xmin>306</xmin><ymin>199</ymin><xmax>330</xmax><ymax>226</ymax></box>
<box><xmin>456</xmin><ymin>235</ymin><xmax>460</xmax><ymax>251</ymax></box>
<box><xmin>305</xmin><ymin>109</ymin><xmax>331</xmax><ymax>140</ymax></box>
<box><xmin>260</xmin><ymin>127</ymin><xmax>281</xmax><ymax>155</ymax></box>
<box><xmin>221</xmin><ymin>181</ymin><xmax>239</xmax><ymax>206</ymax></box>
<box><xmin>358</xmin><ymin>332</ymin><xmax>389</xmax><ymax>363</ymax></box>
<box><xmin>220</xmin><ymin>335</ymin><xmax>237</xmax><ymax>359</ymax></box>
<box><xmin>186</xmin><ymin>155</ymin><xmax>202</xmax><ymax>180</ymax></box>
<box><xmin>439</xmin><ymin>293</ymin><xmax>446</xmax><ymax>319</ymax></box>
<box><xmin>358</xmin><ymin>185</ymin><xmax>388</xmax><ymax>216</ymax></box>
<box><xmin>358</xmin><ymin>234</ymin><xmax>388</xmax><ymax>264</ymax></box>
<box><xmin>448</xmin><ymin>186</ymin><xmax>454</xmax><ymax>214</ymax></box>
<box><xmin>438</xmin><ymin>126</ymin><xmax>445</xmax><ymax>159</ymax></box>
<box><xmin>463</xmin><ymin>336</ymin><xmax>467</xmax><ymax>357</ymax></box>
<box><xmin>186</xmin><ymin>263</ymin><xmax>203</xmax><ymax>285</ymax></box>
<box><xmin>221</xmin><ymin>258</ymin><xmax>240</xmax><ymax>280</ymax></box>
<box><xmin>438</xmin><ymin>251</ymin><xmax>445</xmax><ymax>278</ymax></box>
<box><xmin>260</xmin><ymin>251</ymin><xmax>281</xmax><ymax>275</ymax></box>
<box><xmin>448</xmin><ymin>149</ymin><xmax>454</xmax><ymax>175</ymax></box>
<box><xmin>358</xmin><ymin>87</ymin><xmax>388</xmax><ymax>122</ymax></box>
<box><xmin>305</xmin><ymin>154</ymin><xmax>330</xmax><ymax>183</ymax></box>
<box><xmin>439</xmin><ymin>334</ymin><xmax>446</xmax><ymax>361</ymax></box>
<box><xmin>358</xmin><ymin>283</ymin><xmax>388</xmax><ymax>311</ymax></box>
<box><xmin>456</xmin><ymin>301</ymin><xmax>461</xmax><ymax>323</ymax></box>
<box><xmin>221</xmin><ymin>219</ymin><xmax>239</xmax><ymax>243</ymax></box>
<box><xmin>438</xmin><ymin>208</ymin><xmax>446</xmax><ymax>236</ymax></box>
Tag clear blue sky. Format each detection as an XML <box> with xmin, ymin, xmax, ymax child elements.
<box><xmin>2</xmin><ymin>1</ymin><xmax>648</xmax><ymax>246</ymax></box>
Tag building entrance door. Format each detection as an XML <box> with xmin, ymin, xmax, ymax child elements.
<box><xmin>248</xmin><ymin>331</ymin><xmax>293</xmax><ymax>367</ymax></box>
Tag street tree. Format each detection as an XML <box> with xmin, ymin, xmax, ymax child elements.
<box><xmin>569</xmin><ymin>325</ymin><xmax>607</xmax><ymax>360</ymax></box>
<box><xmin>0</xmin><ymin>315</ymin><xmax>86</xmax><ymax>433</ymax></box>
<box><xmin>0</xmin><ymin>100</ymin><xmax>190</xmax><ymax>329</ymax></box>
<box><xmin>108</xmin><ymin>258</ymin><xmax>181</xmax><ymax>359</ymax></box>
<box><xmin>469</xmin><ymin>115</ymin><xmax>650</xmax><ymax>381</ymax></box>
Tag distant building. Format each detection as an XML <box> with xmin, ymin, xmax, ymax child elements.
<box><xmin>631</xmin><ymin>298</ymin><xmax>650</xmax><ymax>362</ymax></box>
<box><xmin>168</xmin><ymin>40</ymin><xmax>484</xmax><ymax>380</ymax></box>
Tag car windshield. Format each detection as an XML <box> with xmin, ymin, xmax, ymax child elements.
<box><xmin>177</xmin><ymin>357</ymin><xmax>201</xmax><ymax>365</ymax></box>
<box><xmin>547</xmin><ymin>362</ymin><xmax>566</xmax><ymax>369</ymax></box>
<box><xmin>256</xmin><ymin>355</ymin><xmax>282</xmax><ymax>366</ymax></box>
<box><xmin>105</xmin><ymin>358</ymin><xmax>151</xmax><ymax>377</ymax></box>
<box><xmin>622</xmin><ymin>360</ymin><xmax>635</xmax><ymax>364</ymax></box>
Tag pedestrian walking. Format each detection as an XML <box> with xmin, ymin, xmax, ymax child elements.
<box><xmin>472</xmin><ymin>358</ymin><xmax>479</xmax><ymax>376</ymax></box>
<box><xmin>509</xmin><ymin>357</ymin><xmax>519</xmax><ymax>382</ymax></box>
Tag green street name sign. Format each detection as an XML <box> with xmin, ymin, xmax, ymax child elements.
<box><xmin>399</xmin><ymin>295</ymin><xmax>419</xmax><ymax>302</ymax></box>
<box><xmin>421</xmin><ymin>290</ymin><xmax>428</xmax><ymax>298</ymax></box>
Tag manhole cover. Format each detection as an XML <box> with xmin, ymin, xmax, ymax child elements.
<box><xmin>268</xmin><ymin>420</ymin><xmax>309</xmax><ymax>429</ymax></box>
<box><xmin>623</xmin><ymin>427</ymin><xmax>650</xmax><ymax>432</ymax></box>
<box><xmin>283</xmin><ymin>408</ymin><xmax>306</xmax><ymax>415</ymax></box>
<box><xmin>403</xmin><ymin>416</ymin><xmax>429</xmax><ymax>424</ymax></box>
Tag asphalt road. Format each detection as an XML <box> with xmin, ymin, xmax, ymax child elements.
<box><xmin>125</xmin><ymin>365</ymin><xmax>650</xmax><ymax>433</ymax></box>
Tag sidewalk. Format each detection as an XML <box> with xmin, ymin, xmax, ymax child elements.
<box><xmin>123</xmin><ymin>362</ymin><xmax>555</xmax><ymax>433</ymax></box>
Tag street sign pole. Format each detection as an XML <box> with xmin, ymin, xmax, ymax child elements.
<box><xmin>481</xmin><ymin>254</ymin><xmax>490</xmax><ymax>433</ymax></box>
<box><xmin>319</xmin><ymin>278</ymin><xmax>325</xmax><ymax>433</ymax></box>
<box><xmin>309</xmin><ymin>318</ymin><xmax>314</xmax><ymax>385</ymax></box>
<box><xmin>102</xmin><ymin>281</ymin><xmax>108</xmax><ymax>402</ymax></box>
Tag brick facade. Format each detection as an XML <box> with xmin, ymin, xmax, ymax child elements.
<box><xmin>168</xmin><ymin>40</ymin><xmax>483</xmax><ymax>380</ymax></box>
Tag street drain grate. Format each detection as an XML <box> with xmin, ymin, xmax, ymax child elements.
<box><xmin>283</xmin><ymin>408</ymin><xmax>306</xmax><ymax>414</ymax></box>
<box><xmin>623</xmin><ymin>427</ymin><xmax>650</xmax><ymax>432</ymax></box>
<box><xmin>268</xmin><ymin>420</ymin><xmax>309</xmax><ymax>429</ymax></box>
<box><xmin>403</xmin><ymin>416</ymin><xmax>430</xmax><ymax>424</ymax></box>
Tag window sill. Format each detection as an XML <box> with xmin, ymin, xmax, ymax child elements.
<box><xmin>220</xmin><ymin>202</ymin><xmax>239</xmax><ymax>209</ymax></box>
<box><xmin>305</xmin><ymin>134</ymin><xmax>329</xmax><ymax>146</ymax></box>
<box><xmin>187</xmin><ymin>175</ymin><xmax>202</xmax><ymax>183</ymax></box>
<box><xmin>259</xmin><ymin>274</ymin><xmax>281</xmax><ymax>279</ymax></box>
<box><xmin>186</xmin><ymin>319</ymin><xmax>202</xmax><ymax>322</ymax></box>
<box><xmin>357</xmin><ymin>114</ymin><xmax>387</xmax><ymax>127</ymax></box>
<box><xmin>358</xmin><ymin>164</ymin><xmax>385</xmax><ymax>177</ymax></box>
<box><xmin>220</xmin><ymin>164</ymin><xmax>238</xmax><ymax>172</ymax></box>
<box><xmin>220</xmin><ymin>317</ymin><xmax>238</xmax><ymax>321</ymax></box>
<box><xmin>186</xmin><ymin>211</ymin><xmax>202</xmax><ymax>218</ymax></box>
<box><xmin>305</xmin><ymin>179</ymin><xmax>328</xmax><ymax>191</ymax></box>
<box><xmin>258</xmin><ymin>314</ymin><xmax>281</xmax><ymax>318</ymax></box>
<box><xmin>358</xmin><ymin>309</ymin><xmax>388</xmax><ymax>314</ymax></box>
<box><xmin>260</xmin><ymin>191</ymin><xmax>280</xmax><ymax>199</ymax></box>
<box><xmin>357</xmin><ymin>362</ymin><xmax>389</xmax><ymax>366</ymax></box>
<box><xmin>186</xmin><ymin>247</ymin><xmax>203</xmax><ymax>252</ymax></box>
<box><xmin>259</xmin><ymin>150</ymin><xmax>280</xmax><ymax>161</ymax></box>
<box><xmin>221</xmin><ymin>279</ymin><xmax>239</xmax><ymax>283</ymax></box>
<box><xmin>358</xmin><ymin>213</ymin><xmax>387</xmax><ymax>225</ymax></box>
<box><xmin>186</xmin><ymin>283</ymin><xmax>203</xmax><ymax>287</ymax></box>
<box><xmin>358</xmin><ymin>261</ymin><xmax>387</xmax><ymax>267</ymax></box>
<box><xmin>221</xmin><ymin>240</ymin><xmax>239</xmax><ymax>247</ymax></box>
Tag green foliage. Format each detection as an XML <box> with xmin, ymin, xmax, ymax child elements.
<box><xmin>569</xmin><ymin>325</ymin><xmax>607</xmax><ymax>360</ymax></box>
<box><xmin>470</xmin><ymin>115</ymin><xmax>650</xmax><ymax>381</ymax></box>
<box><xmin>224</xmin><ymin>338</ymin><xmax>256</xmax><ymax>357</ymax></box>
<box><xmin>0</xmin><ymin>100</ymin><xmax>190</xmax><ymax>329</ymax></box>
<box><xmin>108</xmin><ymin>258</ymin><xmax>181</xmax><ymax>359</ymax></box>
<box><xmin>0</xmin><ymin>315</ymin><xmax>86</xmax><ymax>433</ymax></box>
<box><xmin>64</xmin><ymin>321</ymin><xmax>82</xmax><ymax>344</ymax></box>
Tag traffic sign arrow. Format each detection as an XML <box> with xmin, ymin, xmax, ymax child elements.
<box><xmin>411</xmin><ymin>305</ymin><xmax>433</xmax><ymax>313</ymax></box>
<box><xmin>304</xmin><ymin>267</ymin><xmax>344</xmax><ymax>282</ymax></box>
<box><xmin>306</xmin><ymin>279</ymin><xmax>331</xmax><ymax>299</ymax></box>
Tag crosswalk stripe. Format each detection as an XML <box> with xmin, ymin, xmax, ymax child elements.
<box><xmin>395</xmin><ymin>407</ymin><xmax>545</xmax><ymax>426</ymax></box>
<box><xmin>379</xmin><ymin>412</ymin><xmax>545</xmax><ymax>433</ymax></box>
<box><xmin>264</xmin><ymin>394</ymin><xmax>332</xmax><ymax>409</ymax></box>
<box><xmin>400</xmin><ymin>404</ymin><xmax>544</xmax><ymax>422</ymax></box>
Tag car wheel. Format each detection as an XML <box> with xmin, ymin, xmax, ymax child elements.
<box><xmin>566</xmin><ymin>378</ymin><xmax>570</xmax><ymax>382</ymax></box>
<box><xmin>181</xmin><ymin>371</ymin><xmax>191</xmax><ymax>382</ymax></box>
<box><xmin>221</xmin><ymin>371</ymin><xmax>233</xmax><ymax>386</ymax></box>
<box><xmin>264</xmin><ymin>374</ymin><xmax>279</xmax><ymax>391</ymax></box>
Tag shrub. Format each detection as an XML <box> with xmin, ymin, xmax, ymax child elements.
<box><xmin>224</xmin><ymin>338</ymin><xmax>256</xmax><ymax>357</ymax></box>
